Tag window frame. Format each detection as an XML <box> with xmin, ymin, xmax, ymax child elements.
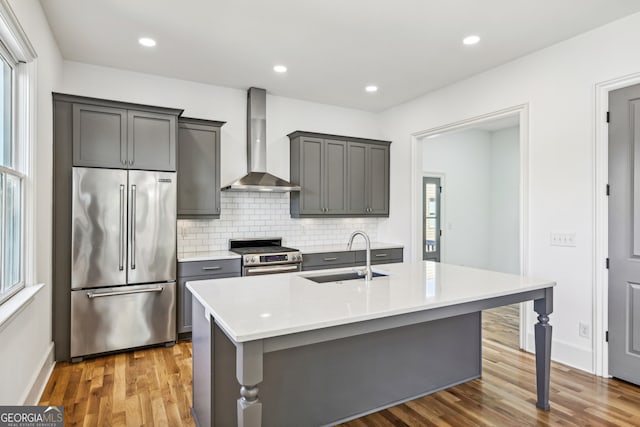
<box><xmin>0</xmin><ymin>0</ymin><xmax>37</xmax><ymax>306</ymax></box>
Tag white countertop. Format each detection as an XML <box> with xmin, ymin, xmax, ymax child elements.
<box><xmin>296</xmin><ymin>242</ymin><xmax>403</xmax><ymax>253</ymax></box>
<box><xmin>178</xmin><ymin>251</ymin><xmax>240</xmax><ymax>262</ymax></box>
<box><xmin>187</xmin><ymin>261</ymin><xmax>554</xmax><ymax>343</ymax></box>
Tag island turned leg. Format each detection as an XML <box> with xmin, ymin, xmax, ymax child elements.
<box><xmin>236</xmin><ymin>340</ymin><xmax>264</xmax><ymax>427</ymax></box>
<box><xmin>533</xmin><ymin>287</ymin><xmax>553</xmax><ymax>411</ymax></box>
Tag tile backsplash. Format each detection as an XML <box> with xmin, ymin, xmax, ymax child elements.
<box><xmin>177</xmin><ymin>192</ymin><xmax>380</xmax><ymax>255</ymax></box>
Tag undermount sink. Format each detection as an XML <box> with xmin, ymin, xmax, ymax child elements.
<box><xmin>304</xmin><ymin>271</ymin><xmax>388</xmax><ymax>284</ymax></box>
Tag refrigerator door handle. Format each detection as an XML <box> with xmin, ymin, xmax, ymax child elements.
<box><xmin>131</xmin><ymin>184</ymin><xmax>137</xmax><ymax>270</ymax></box>
<box><xmin>119</xmin><ymin>184</ymin><xmax>125</xmax><ymax>271</ymax></box>
<box><xmin>86</xmin><ymin>286</ymin><xmax>164</xmax><ymax>299</ymax></box>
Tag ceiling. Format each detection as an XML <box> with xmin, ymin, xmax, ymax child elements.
<box><xmin>39</xmin><ymin>0</ymin><xmax>640</xmax><ymax>112</ymax></box>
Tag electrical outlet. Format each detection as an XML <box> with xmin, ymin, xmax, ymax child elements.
<box><xmin>579</xmin><ymin>322</ymin><xmax>590</xmax><ymax>338</ymax></box>
<box><xmin>551</xmin><ymin>232</ymin><xmax>576</xmax><ymax>247</ymax></box>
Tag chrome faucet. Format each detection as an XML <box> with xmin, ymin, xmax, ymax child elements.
<box><xmin>347</xmin><ymin>230</ymin><xmax>373</xmax><ymax>281</ymax></box>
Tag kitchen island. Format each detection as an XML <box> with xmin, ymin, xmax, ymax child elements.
<box><xmin>188</xmin><ymin>261</ymin><xmax>554</xmax><ymax>427</ymax></box>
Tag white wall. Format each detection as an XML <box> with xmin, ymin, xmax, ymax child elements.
<box><xmin>422</xmin><ymin>130</ymin><xmax>492</xmax><ymax>269</ymax></box>
<box><xmin>421</xmin><ymin>127</ymin><xmax>519</xmax><ymax>274</ymax></box>
<box><xmin>0</xmin><ymin>0</ymin><xmax>63</xmax><ymax>404</ymax></box>
<box><xmin>489</xmin><ymin>126</ymin><xmax>520</xmax><ymax>274</ymax></box>
<box><xmin>60</xmin><ymin>62</ymin><xmax>383</xmax><ymax>186</ymax></box>
<box><xmin>380</xmin><ymin>12</ymin><xmax>640</xmax><ymax>372</ymax></box>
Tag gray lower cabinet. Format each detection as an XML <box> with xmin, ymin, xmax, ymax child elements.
<box><xmin>177</xmin><ymin>118</ymin><xmax>225</xmax><ymax>218</ymax></box>
<box><xmin>289</xmin><ymin>131</ymin><xmax>390</xmax><ymax>217</ymax></box>
<box><xmin>302</xmin><ymin>247</ymin><xmax>403</xmax><ymax>271</ymax></box>
<box><xmin>177</xmin><ymin>258</ymin><xmax>241</xmax><ymax>335</ymax></box>
<box><xmin>355</xmin><ymin>248</ymin><xmax>403</xmax><ymax>266</ymax></box>
<box><xmin>301</xmin><ymin>251</ymin><xmax>356</xmax><ymax>271</ymax></box>
<box><xmin>62</xmin><ymin>93</ymin><xmax>182</xmax><ymax>171</ymax></box>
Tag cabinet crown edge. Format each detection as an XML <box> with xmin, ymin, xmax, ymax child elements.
<box><xmin>52</xmin><ymin>92</ymin><xmax>184</xmax><ymax>117</ymax></box>
<box><xmin>287</xmin><ymin>130</ymin><xmax>391</xmax><ymax>146</ymax></box>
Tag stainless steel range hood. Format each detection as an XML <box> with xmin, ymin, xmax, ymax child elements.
<box><xmin>222</xmin><ymin>87</ymin><xmax>301</xmax><ymax>192</ymax></box>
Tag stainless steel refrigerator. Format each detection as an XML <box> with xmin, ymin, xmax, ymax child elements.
<box><xmin>70</xmin><ymin>167</ymin><xmax>177</xmax><ymax>359</ymax></box>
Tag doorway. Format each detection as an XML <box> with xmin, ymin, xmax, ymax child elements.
<box><xmin>412</xmin><ymin>106</ymin><xmax>528</xmax><ymax>350</ymax></box>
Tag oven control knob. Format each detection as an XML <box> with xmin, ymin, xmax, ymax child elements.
<box><xmin>251</xmin><ymin>256</ymin><xmax>256</xmax><ymax>263</ymax></box>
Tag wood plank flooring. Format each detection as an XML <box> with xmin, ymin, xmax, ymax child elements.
<box><xmin>40</xmin><ymin>342</ymin><xmax>195</xmax><ymax>427</ymax></box>
<box><xmin>40</xmin><ymin>309</ymin><xmax>640</xmax><ymax>426</ymax></box>
<box><xmin>482</xmin><ymin>304</ymin><xmax>520</xmax><ymax>348</ymax></box>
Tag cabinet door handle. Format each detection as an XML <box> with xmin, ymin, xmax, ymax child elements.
<box><xmin>323</xmin><ymin>257</ymin><xmax>338</xmax><ymax>261</ymax></box>
<box><xmin>375</xmin><ymin>253</ymin><xmax>388</xmax><ymax>257</ymax></box>
<box><xmin>202</xmin><ymin>266</ymin><xmax>222</xmax><ymax>271</ymax></box>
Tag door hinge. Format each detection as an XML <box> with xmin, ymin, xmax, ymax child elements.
<box><xmin>606</xmin><ymin>331</ymin><xmax>609</xmax><ymax>342</ymax></box>
<box><xmin>606</xmin><ymin>184</ymin><xmax>610</xmax><ymax>196</ymax></box>
<box><xmin>606</xmin><ymin>258</ymin><xmax>610</xmax><ymax>269</ymax></box>
<box><xmin>606</xmin><ymin>111</ymin><xmax>610</xmax><ymax>123</ymax></box>
<box><xmin>439</xmin><ymin>229</ymin><xmax>442</xmax><ymax>237</ymax></box>
<box><xmin>439</xmin><ymin>186</ymin><xmax>442</xmax><ymax>194</ymax></box>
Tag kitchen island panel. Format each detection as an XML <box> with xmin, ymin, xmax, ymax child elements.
<box><xmin>196</xmin><ymin>299</ymin><xmax>481</xmax><ymax>427</ymax></box>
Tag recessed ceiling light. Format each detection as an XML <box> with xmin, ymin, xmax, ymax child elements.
<box><xmin>463</xmin><ymin>35</ymin><xmax>480</xmax><ymax>45</ymax></box>
<box><xmin>273</xmin><ymin>65</ymin><xmax>287</xmax><ymax>73</ymax></box>
<box><xmin>138</xmin><ymin>37</ymin><xmax>156</xmax><ymax>47</ymax></box>
<box><xmin>365</xmin><ymin>85</ymin><xmax>378</xmax><ymax>93</ymax></box>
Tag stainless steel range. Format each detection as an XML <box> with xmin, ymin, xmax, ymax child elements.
<box><xmin>230</xmin><ymin>238</ymin><xmax>302</xmax><ymax>276</ymax></box>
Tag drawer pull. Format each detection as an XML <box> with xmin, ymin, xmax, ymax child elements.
<box><xmin>375</xmin><ymin>253</ymin><xmax>388</xmax><ymax>257</ymax></box>
<box><xmin>323</xmin><ymin>257</ymin><xmax>338</xmax><ymax>261</ymax></box>
<box><xmin>202</xmin><ymin>266</ymin><xmax>222</xmax><ymax>271</ymax></box>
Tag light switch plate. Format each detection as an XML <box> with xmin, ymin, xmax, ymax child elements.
<box><xmin>551</xmin><ymin>232</ymin><xmax>576</xmax><ymax>247</ymax></box>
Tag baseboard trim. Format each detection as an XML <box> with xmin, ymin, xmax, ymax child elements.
<box><xmin>526</xmin><ymin>333</ymin><xmax>593</xmax><ymax>373</ymax></box>
<box><xmin>21</xmin><ymin>341</ymin><xmax>55</xmax><ymax>405</ymax></box>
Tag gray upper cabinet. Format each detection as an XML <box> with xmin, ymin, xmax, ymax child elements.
<box><xmin>177</xmin><ymin>118</ymin><xmax>225</xmax><ymax>218</ymax></box>
<box><xmin>127</xmin><ymin>110</ymin><xmax>176</xmax><ymax>171</ymax></box>
<box><xmin>290</xmin><ymin>131</ymin><xmax>390</xmax><ymax>217</ymax></box>
<box><xmin>348</xmin><ymin>142</ymin><xmax>390</xmax><ymax>215</ymax></box>
<box><xmin>325</xmin><ymin>140</ymin><xmax>348</xmax><ymax>214</ymax></box>
<box><xmin>65</xmin><ymin>94</ymin><xmax>182</xmax><ymax>171</ymax></box>
<box><xmin>72</xmin><ymin>104</ymin><xmax>127</xmax><ymax>169</ymax></box>
<box><xmin>296</xmin><ymin>136</ymin><xmax>324</xmax><ymax>215</ymax></box>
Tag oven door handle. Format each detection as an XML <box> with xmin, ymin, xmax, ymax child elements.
<box><xmin>245</xmin><ymin>265</ymin><xmax>300</xmax><ymax>275</ymax></box>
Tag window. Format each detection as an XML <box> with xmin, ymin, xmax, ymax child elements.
<box><xmin>0</xmin><ymin>50</ymin><xmax>22</xmax><ymax>304</ymax></box>
<box><xmin>0</xmin><ymin>1</ymin><xmax>36</xmax><ymax>305</ymax></box>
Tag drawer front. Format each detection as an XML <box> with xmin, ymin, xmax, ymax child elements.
<box><xmin>302</xmin><ymin>251</ymin><xmax>356</xmax><ymax>269</ymax></box>
<box><xmin>71</xmin><ymin>282</ymin><xmax>176</xmax><ymax>358</ymax></box>
<box><xmin>178</xmin><ymin>258</ymin><xmax>241</xmax><ymax>278</ymax></box>
<box><xmin>355</xmin><ymin>248</ymin><xmax>403</xmax><ymax>265</ymax></box>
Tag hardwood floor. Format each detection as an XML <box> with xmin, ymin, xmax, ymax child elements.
<box><xmin>482</xmin><ymin>304</ymin><xmax>520</xmax><ymax>348</ymax></box>
<box><xmin>39</xmin><ymin>342</ymin><xmax>195</xmax><ymax>427</ymax></box>
<box><xmin>41</xmin><ymin>310</ymin><xmax>640</xmax><ymax>426</ymax></box>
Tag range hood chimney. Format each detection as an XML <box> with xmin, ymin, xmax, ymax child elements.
<box><xmin>221</xmin><ymin>87</ymin><xmax>301</xmax><ymax>192</ymax></box>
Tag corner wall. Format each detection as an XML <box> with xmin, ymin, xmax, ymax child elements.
<box><xmin>379</xmin><ymin>12</ymin><xmax>640</xmax><ymax>372</ymax></box>
<box><xmin>0</xmin><ymin>0</ymin><xmax>63</xmax><ymax>404</ymax></box>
